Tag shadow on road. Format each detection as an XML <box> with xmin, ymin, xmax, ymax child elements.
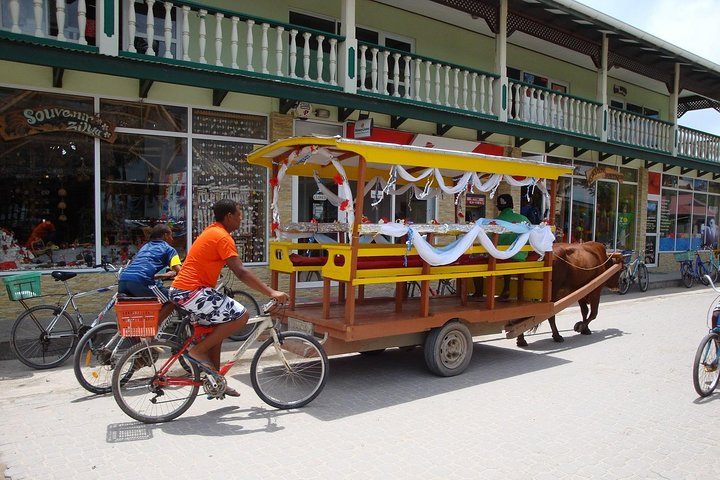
<box><xmin>513</xmin><ymin>327</ymin><xmax>625</xmax><ymax>353</ymax></box>
<box><xmin>106</xmin><ymin>405</ymin><xmax>298</xmax><ymax>442</ymax></box>
<box><xmin>104</xmin><ymin>326</ymin><xmax>626</xmax><ymax>436</ymax></box>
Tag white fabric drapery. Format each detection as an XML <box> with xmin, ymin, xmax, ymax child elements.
<box><xmin>370</xmin><ymin>219</ymin><xmax>555</xmax><ymax>266</ymax></box>
<box><xmin>270</xmin><ymin>145</ymin><xmax>550</xmax><ymax>238</ymax></box>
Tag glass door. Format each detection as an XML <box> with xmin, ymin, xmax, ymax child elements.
<box><xmin>645</xmin><ymin>197</ymin><xmax>659</xmax><ymax>265</ymax></box>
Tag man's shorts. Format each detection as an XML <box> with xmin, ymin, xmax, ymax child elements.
<box><xmin>168</xmin><ymin>287</ymin><xmax>247</xmax><ymax>326</ymax></box>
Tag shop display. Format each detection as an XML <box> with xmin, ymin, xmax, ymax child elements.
<box><xmin>192</xmin><ymin>135</ymin><xmax>267</xmax><ymax>263</ymax></box>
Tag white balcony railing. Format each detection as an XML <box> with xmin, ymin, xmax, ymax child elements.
<box><xmin>2</xmin><ymin>0</ymin><xmax>93</xmax><ymax>45</ymax></box>
<box><xmin>2</xmin><ymin>0</ymin><xmax>720</xmax><ymax>164</ymax></box>
<box><xmin>508</xmin><ymin>80</ymin><xmax>601</xmax><ymax>137</ymax></box>
<box><xmin>123</xmin><ymin>0</ymin><xmax>343</xmax><ymax>86</ymax></box>
<box><xmin>608</xmin><ymin>107</ymin><xmax>673</xmax><ymax>153</ymax></box>
<box><xmin>357</xmin><ymin>42</ymin><xmax>498</xmax><ymax>117</ymax></box>
<box><xmin>678</xmin><ymin>127</ymin><xmax>720</xmax><ymax>161</ymax></box>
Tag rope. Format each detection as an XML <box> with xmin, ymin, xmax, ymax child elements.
<box><xmin>553</xmin><ymin>251</ymin><xmax>618</xmax><ymax>271</ymax></box>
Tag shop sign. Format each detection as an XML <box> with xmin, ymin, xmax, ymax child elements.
<box><xmin>312</xmin><ymin>191</ymin><xmax>327</xmax><ymax>201</ymax></box>
<box><xmin>585</xmin><ymin>166</ymin><xmax>624</xmax><ymax>184</ymax></box>
<box><xmin>465</xmin><ymin>194</ymin><xmax>485</xmax><ymax>206</ymax></box>
<box><xmin>0</xmin><ymin>107</ymin><xmax>117</xmax><ymax>143</ymax></box>
<box><xmin>354</xmin><ymin>118</ymin><xmax>373</xmax><ymax>138</ymax></box>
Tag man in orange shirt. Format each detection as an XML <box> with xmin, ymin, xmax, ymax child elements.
<box><xmin>169</xmin><ymin>199</ymin><xmax>288</xmax><ymax>396</ymax></box>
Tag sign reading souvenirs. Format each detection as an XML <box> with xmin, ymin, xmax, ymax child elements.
<box><xmin>0</xmin><ymin>107</ymin><xmax>117</xmax><ymax>143</ymax></box>
<box><xmin>585</xmin><ymin>166</ymin><xmax>624</xmax><ymax>184</ymax></box>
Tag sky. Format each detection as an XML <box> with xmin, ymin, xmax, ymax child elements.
<box><xmin>576</xmin><ymin>0</ymin><xmax>720</xmax><ymax>136</ymax></box>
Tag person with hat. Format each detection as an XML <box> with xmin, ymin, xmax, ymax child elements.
<box><xmin>495</xmin><ymin>193</ymin><xmax>529</xmax><ymax>301</ymax></box>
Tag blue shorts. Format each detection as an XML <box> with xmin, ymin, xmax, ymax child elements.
<box><xmin>168</xmin><ymin>287</ymin><xmax>247</xmax><ymax>326</ymax></box>
<box><xmin>119</xmin><ymin>280</ymin><xmax>168</xmax><ymax>299</ymax></box>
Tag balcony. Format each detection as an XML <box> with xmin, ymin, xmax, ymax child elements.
<box><xmin>2</xmin><ymin>0</ymin><xmax>719</xmax><ymax>166</ymax></box>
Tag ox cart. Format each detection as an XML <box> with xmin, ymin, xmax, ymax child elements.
<box><xmin>247</xmin><ymin>137</ymin><xmax>620</xmax><ymax>376</ymax></box>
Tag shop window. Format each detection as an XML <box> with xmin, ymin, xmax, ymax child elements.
<box><xmin>595</xmin><ymin>181</ymin><xmax>618</xmax><ymax>249</ymax></box>
<box><xmin>100</xmin><ymin>99</ymin><xmax>187</xmax><ymax>132</ymax></box>
<box><xmin>0</xmin><ymin>88</ymin><xmax>95</xmax><ymax>270</ymax></box>
<box><xmin>660</xmin><ymin>174</ymin><xmax>720</xmax><ymax>252</ymax></box>
<box><xmin>191</xmin><ymin>139</ymin><xmax>266</xmax><ymax>263</ymax></box>
<box><xmin>553</xmin><ymin>176</ymin><xmax>572</xmax><ymax>243</ymax></box>
<box><xmin>618</xmin><ymin>183</ymin><xmax>637</xmax><ymax>250</ymax></box>
<box><xmin>659</xmin><ymin>188</ymin><xmax>677</xmax><ymax>251</ymax></box>
<box><xmin>571</xmin><ymin>179</ymin><xmax>593</xmax><ymax>243</ymax></box>
<box><xmin>100</xmin><ymin>133</ymin><xmax>188</xmax><ymax>264</ymax></box>
<box><xmin>192</xmin><ymin>109</ymin><xmax>266</xmax><ymax>139</ymax></box>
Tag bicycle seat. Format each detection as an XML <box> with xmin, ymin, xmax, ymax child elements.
<box><xmin>51</xmin><ymin>271</ymin><xmax>77</xmax><ymax>282</ymax></box>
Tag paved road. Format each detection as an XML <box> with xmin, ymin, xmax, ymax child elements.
<box><xmin>1</xmin><ymin>286</ymin><xmax>719</xmax><ymax>479</ymax></box>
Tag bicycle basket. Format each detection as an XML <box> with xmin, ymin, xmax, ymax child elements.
<box><xmin>2</xmin><ymin>272</ymin><xmax>41</xmax><ymax>301</ymax></box>
<box><xmin>116</xmin><ymin>300</ymin><xmax>163</xmax><ymax>337</ymax></box>
<box><xmin>674</xmin><ymin>251</ymin><xmax>693</xmax><ymax>262</ymax></box>
<box><xmin>621</xmin><ymin>250</ymin><xmax>633</xmax><ymax>264</ymax></box>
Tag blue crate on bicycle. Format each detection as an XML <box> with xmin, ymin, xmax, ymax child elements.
<box><xmin>2</xmin><ymin>272</ymin><xmax>41</xmax><ymax>301</ymax></box>
<box><xmin>674</xmin><ymin>251</ymin><xmax>693</xmax><ymax>262</ymax></box>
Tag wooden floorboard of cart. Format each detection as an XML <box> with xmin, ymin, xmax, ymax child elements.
<box><xmin>283</xmin><ymin>296</ymin><xmax>554</xmax><ymax>342</ymax></box>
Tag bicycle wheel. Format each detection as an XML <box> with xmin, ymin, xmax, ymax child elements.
<box><xmin>11</xmin><ymin>305</ymin><xmax>77</xmax><ymax>369</ymax></box>
<box><xmin>251</xmin><ymin>331</ymin><xmax>329</xmax><ymax>409</ymax></box>
<box><xmin>618</xmin><ymin>270</ymin><xmax>630</xmax><ymax>295</ymax></box>
<box><xmin>693</xmin><ymin>332</ymin><xmax>720</xmax><ymax>397</ymax></box>
<box><xmin>637</xmin><ymin>263</ymin><xmax>649</xmax><ymax>292</ymax></box>
<box><xmin>681</xmin><ymin>262</ymin><xmax>694</xmax><ymax>288</ymax></box>
<box><xmin>703</xmin><ymin>262</ymin><xmax>720</xmax><ymax>285</ymax></box>
<box><xmin>112</xmin><ymin>340</ymin><xmax>200</xmax><ymax>423</ymax></box>
<box><xmin>227</xmin><ymin>290</ymin><xmax>261</xmax><ymax>341</ymax></box>
<box><xmin>73</xmin><ymin>322</ymin><xmax>137</xmax><ymax>395</ymax></box>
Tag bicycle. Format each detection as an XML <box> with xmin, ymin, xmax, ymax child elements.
<box><xmin>406</xmin><ymin>278</ymin><xmax>457</xmax><ymax>298</ymax></box>
<box><xmin>676</xmin><ymin>250</ymin><xmax>719</xmax><ymax>288</ymax></box>
<box><xmin>692</xmin><ymin>275</ymin><xmax>720</xmax><ymax>397</ymax></box>
<box><xmin>9</xmin><ymin>263</ymin><xmax>121</xmax><ymax>369</ymax></box>
<box><xmin>111</xmin><ymin>298</ymin><xmax>329</xmax><ymax>424</ymax></box>
<box><xmin>73</xmin><ymin>285</ymin><xmax>193</xmax><ymax>395</ymax></box>
<box><xmin>617</xmin><ymin>250</ymin><xmax>649</xmax><ymax>294</ymax></box>
<box><xmin>215</xmin><ymin>267</ymin><xmax>261</xmax><ymax>342</ymax></box>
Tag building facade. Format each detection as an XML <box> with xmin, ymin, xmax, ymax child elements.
<box><xmin>1</xmin><ymin>0</ymin><xmax>719</xmax><ymax>275</ymax></box>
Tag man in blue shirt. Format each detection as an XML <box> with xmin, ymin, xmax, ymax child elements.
<box><xmin>119</xmin><ymin>224</ymin><xmax>181</xmax><ymax>320</ymax></box>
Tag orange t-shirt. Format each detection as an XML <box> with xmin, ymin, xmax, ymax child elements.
<box><xmin>171</xmin><ymin>223</ymin><xmax>238</xmax><ymax>290</ymax></box>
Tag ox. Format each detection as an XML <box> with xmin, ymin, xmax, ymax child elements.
<box><xmin>516</xmin><ymin>241</ymin><xmax>624</xmax><ymax>347</ymax></box>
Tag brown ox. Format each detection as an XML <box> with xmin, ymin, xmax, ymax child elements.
<box><xmin>516</xmin><ymin>242</ymin><xmax>624</xmax><ymax>347</ymax></box>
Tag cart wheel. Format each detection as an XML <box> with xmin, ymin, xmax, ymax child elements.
<box><xmin>424</xmin><ymin>321</ymin><xmax>473</xmax><ymax>377</ymax></box>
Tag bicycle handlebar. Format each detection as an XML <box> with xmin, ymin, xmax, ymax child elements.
<box><xmin>262</xmin><ymin>298</ymin><xmax>286</xmax><ymax>315</ymax></box>
<box><xmin>705</xmin><ymin>275</ymin><xmax>720</xmax><ymax>293</ymax></box>
<box><xmin>93</xmin><ymin>262</ymin><xmax>119</xmax><ymax>273</ymax></box>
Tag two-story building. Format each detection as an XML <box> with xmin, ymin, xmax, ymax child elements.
<box><xmin>1</xmin><ymin>0</ymin><xmax>719</xmax><ymax>276</ymax></box>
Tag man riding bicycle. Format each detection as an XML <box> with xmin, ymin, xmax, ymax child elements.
<box><xmin>169</xmin><ymin>199</ymin><xmax>288</xmax><ymax>397</ymax></box>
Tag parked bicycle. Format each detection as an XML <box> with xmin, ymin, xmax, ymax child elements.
<box><xmin>9</xmin><ymin>263</ymin><xmax>120</xmax><ymax>369</ymax></box>
<box><xmin>618</xmin><ymin>250</ymin><xmax>649</xmax><ymax>294</ymax></box>
<box><xmin>73</xmin><ymin>285</ymin><xmax>193</xmax><ymax>395</ymax></box>
<box><xmin>692</xmin><ymin>275</ymin><xmax>720</xmax><ymax>397</ymax></box>
<box><xmin>676</xmin><ymin>250</ymin><xmax>719</xmax><ymax>288</ymax></box>
<box><xmin>111</xmin><ymin>298</ymin><xmax>328</xmax><ymax>423</ymax></box>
